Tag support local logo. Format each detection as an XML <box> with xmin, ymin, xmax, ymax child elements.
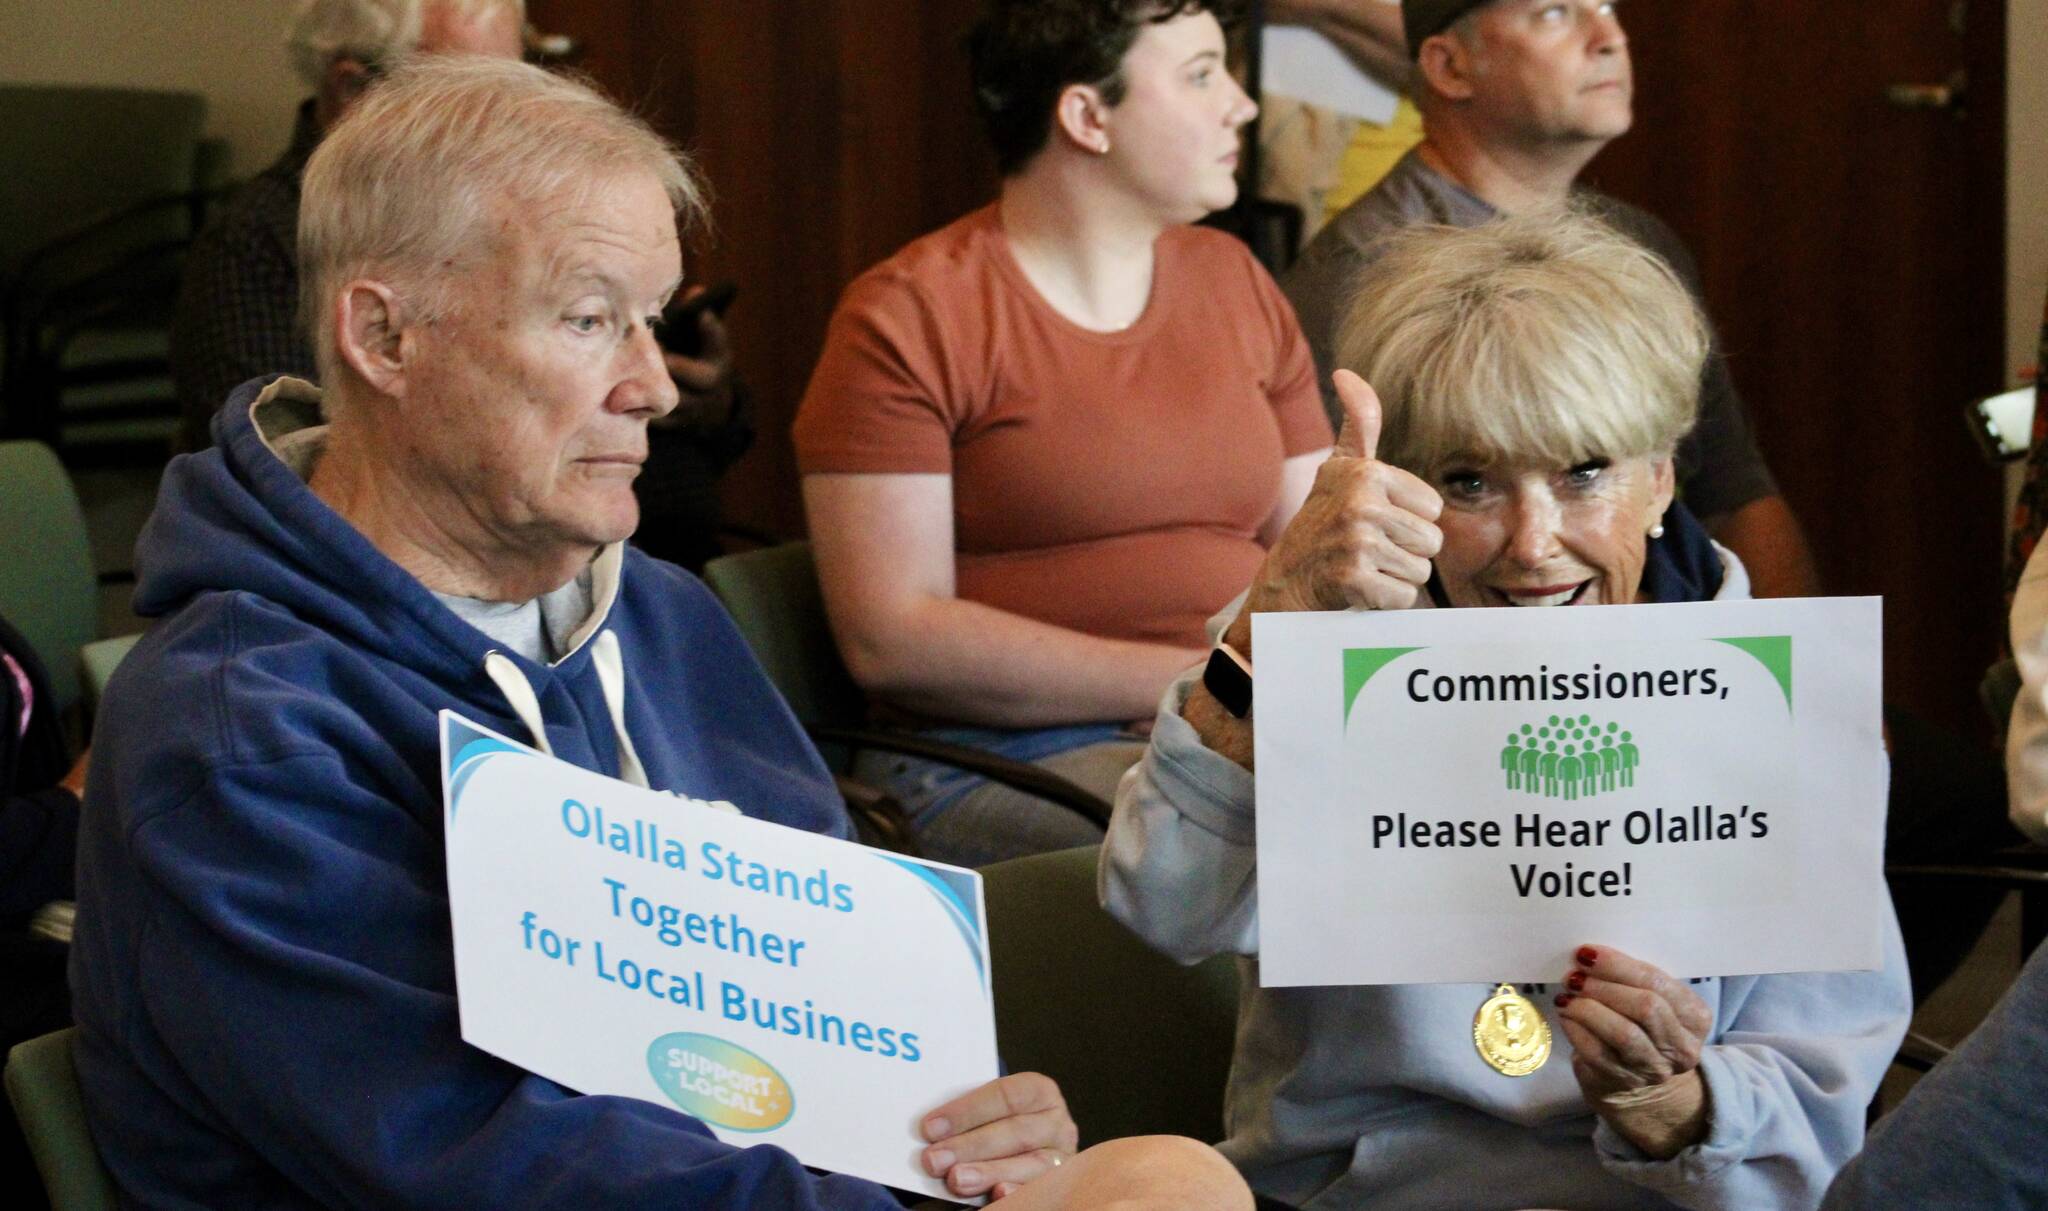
<box><xmin>647</xmin><ymin>1033</ymin><xmax>795</xmax><ymax>1131</ymax></box>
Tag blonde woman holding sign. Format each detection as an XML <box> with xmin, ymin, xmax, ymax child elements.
<box><xmin>1101</xmin><ymin>212</ymin><xmax>1908</xmax><ymax>1211</ymax></box>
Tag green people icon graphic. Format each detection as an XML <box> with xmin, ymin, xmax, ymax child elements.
<box><xmin>1504</xmin><ymin>719</ymin><xmax>1640</xmax><ymax>799</ymax></box>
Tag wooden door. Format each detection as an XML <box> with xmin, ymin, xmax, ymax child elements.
<box><xmin>1583</xmin><ymin>0</ymin><xmax>2008</xmax><ymax>732</ymax></box>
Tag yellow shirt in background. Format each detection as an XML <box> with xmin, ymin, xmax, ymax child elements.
<box><xmin>1324</xmin><ymin>94</ymin><xmax>1424</xmax><ymax>223</ymax></box>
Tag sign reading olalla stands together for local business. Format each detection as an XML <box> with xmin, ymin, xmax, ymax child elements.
<box><xmin>439</xmin><ymin>713</ymin><xmax>998</xmax><ymax>1199</ymax></box>
<box><xmin>1250</xmin><ymin>598</ymin><xmax>1888</xmax><ymax>988</ymax></box>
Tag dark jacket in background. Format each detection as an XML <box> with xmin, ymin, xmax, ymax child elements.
<box><xmin>2</xmin><ymin>612</ymin><xmax>79</xmax><ymax>1211</ymax></box>
<box><xmin>1</xmin><ymin>613</ymin><xmax>77</xmax><ymax>922</ymax></box>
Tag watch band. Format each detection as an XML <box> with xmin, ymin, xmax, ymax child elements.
<box><xmin>1203</xmin><ymin>642</ymin><xmax>1254</xmax><ymax>719</ymax></box>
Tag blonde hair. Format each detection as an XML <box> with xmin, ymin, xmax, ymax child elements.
<box><xmin>1334</xmin><ymin>208</ymin><xmax>1708</xmax><ymax>478</ymax></box>
<box><xmin>298</xmin><ymin>56</ymin><xmax>706</xmax><ymax>396</ymax></box>
<box><xmin>287</xmin><ymin>0</ymin><xmax>527</xmax><ymax>88</ymax></box>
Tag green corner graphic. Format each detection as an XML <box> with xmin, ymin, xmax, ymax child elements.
<box><xmin>1712</xmin><ymin>635</ymin><xmax>1793</xmax><ymax>712</ymax></box>
<box><xmin>1344</xmin><ymin>647</ymin><xmax>1424</xmax><ymax>724</ymax></box>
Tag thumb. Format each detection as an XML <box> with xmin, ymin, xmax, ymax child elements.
<box><xmin>1332</xmin><ymin>369</ymin><xmax>1383</xmax><ymax>462</ymax></box>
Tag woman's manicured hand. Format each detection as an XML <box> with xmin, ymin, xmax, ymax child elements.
<box><xmin>1556</xmin><ymin>944</ymin><xmax>1714</xmax><ymax>1158</ymax></box>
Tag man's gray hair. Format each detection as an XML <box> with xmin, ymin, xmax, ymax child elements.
<box><xmin>1335</xmin><ymin>209</ymin><xmax>1708</xmax><ymax>478</ymax></box>
<box><xmin>299</xmin><ymin>56</ymin><xmax>706</xmax><ymax>397</ymax></box>
<box><xmin>287</xmin><ymin>0</ymin><xmax>528</xmax><ymax>88</ymax></box>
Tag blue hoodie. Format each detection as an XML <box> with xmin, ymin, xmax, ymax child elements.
<box><xmin>69</xmin><ymin>378</ymin><xmax>907</xmax><ymax>1210</ymax></box>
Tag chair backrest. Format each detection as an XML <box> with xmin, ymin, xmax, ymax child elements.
<box><xmin>981</xmin><ymin>846</ymin><xmax>1241</xmax><ymax>1147</ymax></box>
<box><xmin>4</xmin><ymin>1028</ymin><xmax>120</xmax><ymax>1211</ymax></box>
<box><xmin>0</xmin><ymin>84</ymin><xmax>206</xmax><ymax>279</ymax></box>
<box><xmin>701</xmin><ymin>541</ymin><xmax>867</xmax><ymax>732</ymax></box>
<box><xmin>0</xmin><ymin>441</ymin><xmax>98</xmax><ymax>711</ymax></box>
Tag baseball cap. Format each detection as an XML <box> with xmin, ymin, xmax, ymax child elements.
<box><xmin>1401</xmin><ymin>0</ymin><xmax>1494</xmax><ymax>57</ymax></box>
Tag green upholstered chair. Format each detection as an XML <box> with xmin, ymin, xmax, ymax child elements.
<box><xmin>0</xmin><ymin>439</ymin><xmax>145</xmax><ymax>715</ymax></box>
<box><xmin>80</xmin><ymin>634</ymin><xmax>142</xmax><ymax>712</ymax></box>
<box><xmin>982</xmin><ymin>846</ymin><xmax>1240</xmax><ymax>1147</ymax></box>
<box><xmin>701</xmin><ymin>541</ymin><xmax>1113</xmax><ymax>852</ymax></box>
<box><xmin>0</xmin><ymin>441</ymin><xmax>98</xmax><ymax>712</ymax></box>
<box><xmin>4</xmin><ymin>1028</ymin><xmax>119</xmax><ymax>1211</ymax></box>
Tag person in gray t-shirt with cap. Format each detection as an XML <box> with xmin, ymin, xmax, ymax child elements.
<box><xmin>1282</xmin><ymin>0</ymin><xmax>1820</xmax><ymax>598</ymax></box>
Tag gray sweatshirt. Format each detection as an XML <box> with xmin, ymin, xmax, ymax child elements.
<box><xmin>1100</xmin><ymin>570</ymin><xmax>1910</xmax><ymax>1210</ymax></box>
<box><xmin>1822</xmin><ymin>938</ymin><xmax>2048</xmax><ymax>1209</ymax></box>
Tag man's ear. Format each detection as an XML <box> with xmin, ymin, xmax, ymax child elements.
<box><xmin>1415</xmin><ymin>32</ymin><xmax>1479</xmax><ymax>104</ymax></box>
<box><xmin>1051</xmin><ymin>81</ymin><xmax>1114</xmax><ymax>157</ymax></box>
<box><xmin>333</xmin><ymin>280</ymin><xmax>413</xmax><ymax>399</ymax></box>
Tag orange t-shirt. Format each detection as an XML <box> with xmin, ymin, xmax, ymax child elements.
<box><xmin>793</xmin><ymin>205</ymin><xmax>1332</xmax><ymax>651</ymax></box>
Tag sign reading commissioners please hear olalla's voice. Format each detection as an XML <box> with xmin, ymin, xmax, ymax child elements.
<box><xmin>1249</xmin><ymin>598</ymin><xmax>1888</xmax><ymax>988</ymax></box>
<box><xmin>440</xmin><ymin>713</ymin><xmax>998</xmax><ymax>1199</ymax></box>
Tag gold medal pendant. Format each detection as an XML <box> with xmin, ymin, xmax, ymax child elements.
<box><xmin>1473</xmin><ymin>983</ymin><xmax>1552</xmax><ymax>1077</ymax></box>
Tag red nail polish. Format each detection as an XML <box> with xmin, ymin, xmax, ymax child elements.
<box><xmin>1566</xmin><ymin>970</ymin><xmax>1586</xmax><ymax>991</ymax></box>
<box><xmin>1576</xmin><ymin>946</ymin><xmax>1599</xmax><ymax>966</ymax></box>
<box><xmin>1554</xmin><ymin>993</ymin><xmax>1573</xmax><ymax>1008</ymax></box>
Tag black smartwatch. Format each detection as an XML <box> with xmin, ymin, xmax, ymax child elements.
<box><xmin>1202</xmin><ymin>642</ymin><xmax>1254</xmax><ymax>719</ymax></box>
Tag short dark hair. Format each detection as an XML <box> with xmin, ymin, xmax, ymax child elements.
<box><xmin>967</xmin><ymin>0</ymin><xmax>1245</xmax><ymax>176</ymax></box>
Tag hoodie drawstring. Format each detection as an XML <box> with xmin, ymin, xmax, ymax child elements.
<box><xmin>481</xmin><ymin>633</ymin><xmax>650</xmax><ymax>789</ymax></box>
<box><xmin>483</xmin><ymin>652</ymin><xmax>554</xmax><ymax>758</ymax></box>
<box><xmin>590</xmin><ymin>630</ymin><xmax>649</xmax><ymax>789</ymax></box>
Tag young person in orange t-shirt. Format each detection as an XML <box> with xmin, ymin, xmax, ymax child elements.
<box><xmin>794</xmin><ymin>0</ymin><xmax>1334</xmax><ymax>867</ymax></box>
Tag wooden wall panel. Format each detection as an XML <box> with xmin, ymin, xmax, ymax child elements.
<box><xmin>530</xmin><ymin>0</ymin><xmax>997</xmax><ymax>536</ymax></box>
<box><xmin>1581</xmin><ymin>1</ymin><xmax>2007</xmax><ymax>730</ymax></box>
<box><xmin>533</xmin><ymin>3</ymin><xmax>2007</xmax><ymax>729</ymax></box>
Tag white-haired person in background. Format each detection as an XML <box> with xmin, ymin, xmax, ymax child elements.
<box><xmin>173</xmin><ymin>0</ymin><xmax>523</xmax><ymax>446</ymax></box>
<box><xmin>1101</xmin><ymin>211</ymin><xmax>1909</xmax><ymax>1211</ymax></box>
<box><xmin>76</xmin><ymin>57</ymin><xmax>1250</xmax><ymax>1211</ymax></box>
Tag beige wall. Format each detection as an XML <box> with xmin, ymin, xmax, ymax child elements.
<box><xmin>0</xmin><ymin>0</ymin><xmax>305</xmax><ymax>177</ymax></box>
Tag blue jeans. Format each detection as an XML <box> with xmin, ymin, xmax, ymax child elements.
<box><xmin>852</xmin><ymin>723</ymin><xmax>1144</xmax><ymax>868</ymax></box>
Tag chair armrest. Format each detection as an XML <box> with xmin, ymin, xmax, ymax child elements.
<box><xmin>831</xmin><ymin>774</ymin><xmax>920</xmax><ymax>856</ymax></box>
<box><xmin>808</xmin><ymin>725</ymin><xmax>1114</xmax><ymax>828</ymax></box>
<box><xmin>1890</xmin><ymin>1029</ymin><xmax>1952</xmax><ymax>1074</ymax></box>
<box><xmin>1886</xmin><ymin>843</ymin><xmax>2048</xmax><ymax>891</ymax></box>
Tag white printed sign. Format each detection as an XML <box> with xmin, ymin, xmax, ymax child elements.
<box><xmin>440</xmin><ymin>713</ymin><xmax>998</xmax><ymax>1198</ymax></box>
<box><xmin>1250</xmin><ymin>598</ymin><xmax>1887</xmax><ymax>987</ymax></box>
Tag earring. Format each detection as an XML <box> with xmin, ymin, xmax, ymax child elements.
<box><xmin>1095</xmin><ymin>139</ymin><xmax>1111</xmax><ymax>155</ymax></box>
<box><xmin>1648</xmin><ymin>521</ymin><xmax>1666</xmax><ymax>540</ymax></box>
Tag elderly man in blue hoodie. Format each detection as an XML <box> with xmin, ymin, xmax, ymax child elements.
<box><xmin>69</xmin><ymin>57</ymin><xmax>1247</xmax><ymax>1211</ymax></box>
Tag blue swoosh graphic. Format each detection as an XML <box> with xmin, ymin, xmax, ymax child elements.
<box><xmin>880</xmin><ymin>857</ymin><xmax>987</xmax><ymax>992</ymax></box>
<box><xmin>447</xmin><ymin>735</ymin><xmax>523</xmax><ymax>818</ymax></box>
